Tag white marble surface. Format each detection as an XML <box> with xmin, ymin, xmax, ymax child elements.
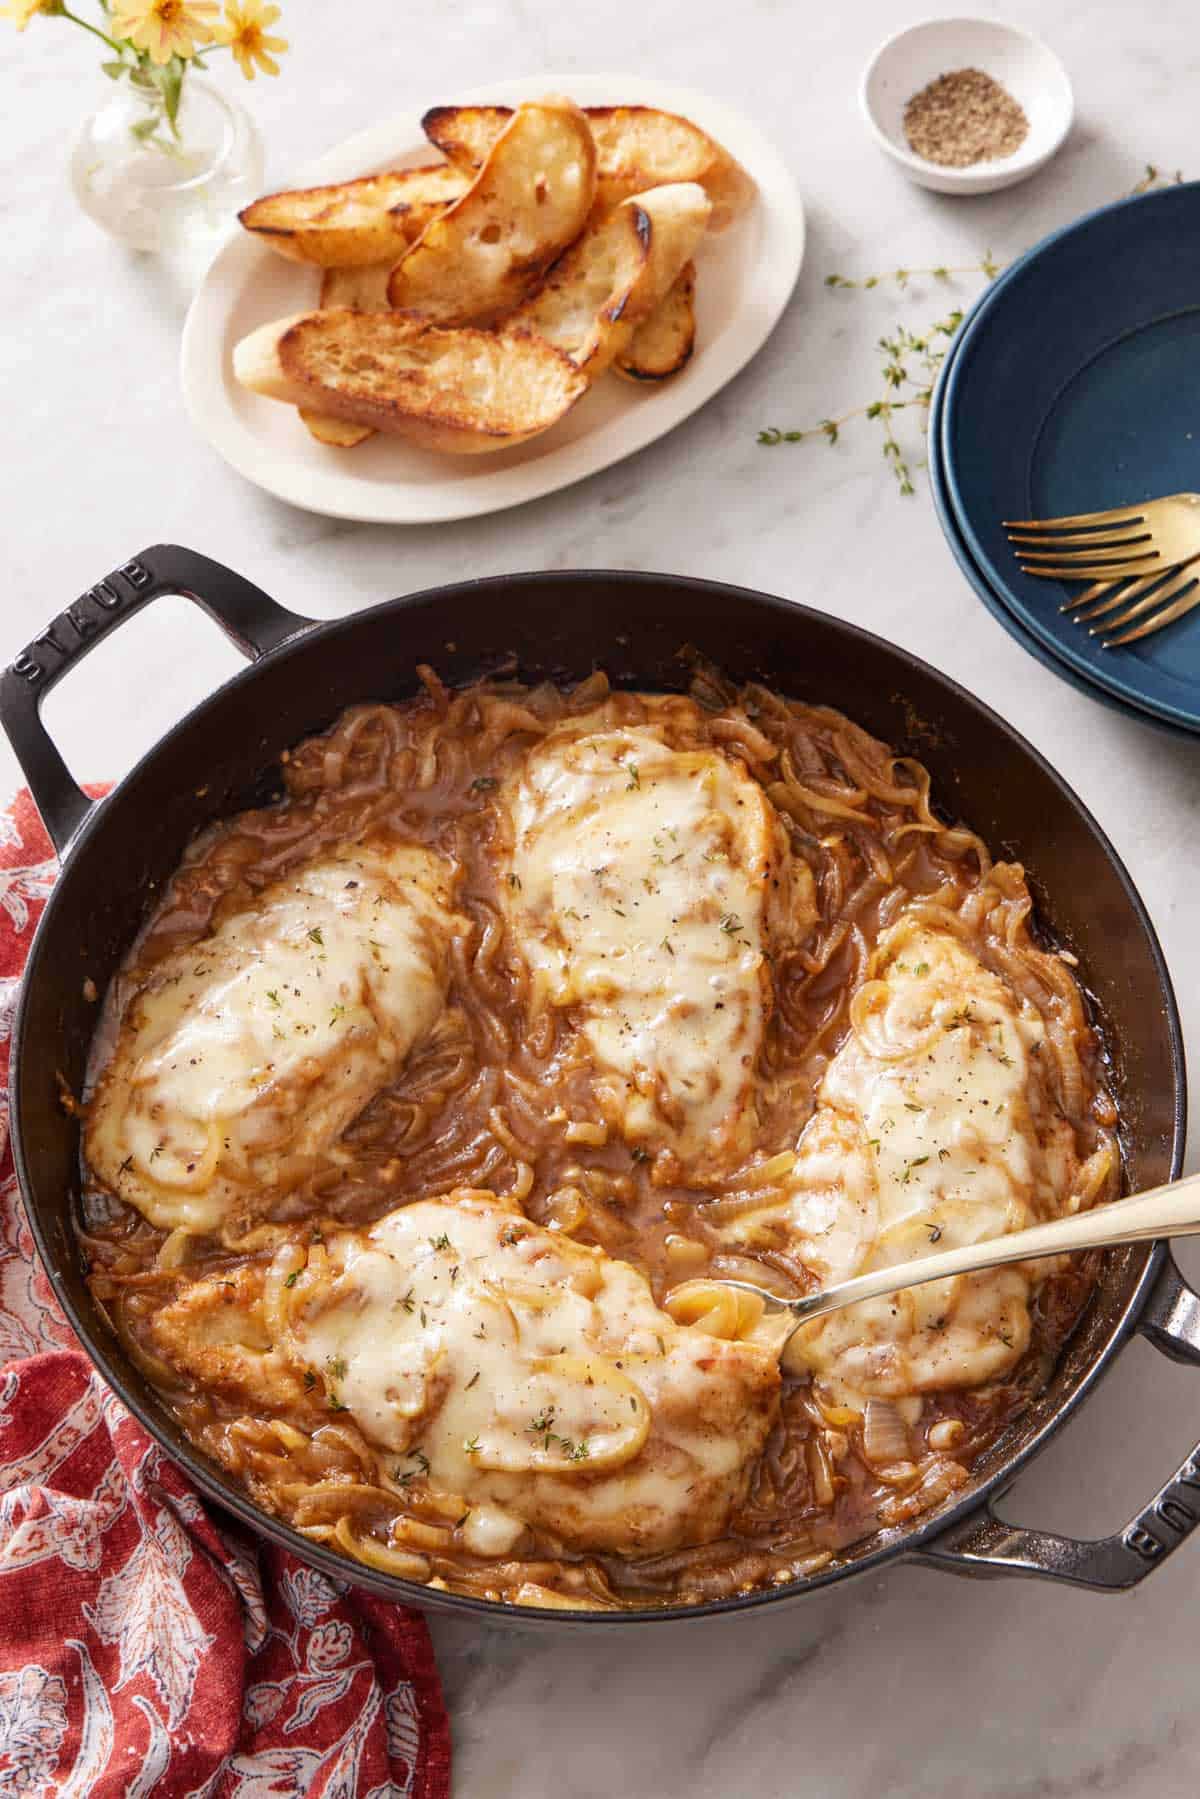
<box><xmin>5</xmin><ymin>1</ymin><xmax>1200</xmax><ymax>1793</ymax></box>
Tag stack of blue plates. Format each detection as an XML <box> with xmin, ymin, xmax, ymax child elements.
<box><xmin>929</xmin><ymin>181</ymin><xmax>1200</xmax><ymax>739</ymax></box>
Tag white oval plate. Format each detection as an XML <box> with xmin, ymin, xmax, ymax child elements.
<box><xmin>181</xmin><ymin>73</ymin><xmax>805</xmax><ymax>525</ymax></box>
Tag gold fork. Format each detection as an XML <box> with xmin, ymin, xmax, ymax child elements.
<box><xmin>1004</xmin><ymin>493</ymin><xmax>1200</xmax><ymax>580</ymax></box>
<box><xmin>670</xmin><ymin>1164</ymin><xmax>1200</xmax><ymax>1374</ymax></box>
<box><xmin>1004</xmin><ymin>496</ymin><xmax>1200</xmax><ymax>646</ymax></box>
<box><xmin>1057</xmin><ymin>552</ymin><xmax>1200</xmax><ymax>647</ymax></box>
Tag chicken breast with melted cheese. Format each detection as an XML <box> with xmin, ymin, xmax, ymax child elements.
<box><xmin>723</xmin><ymin>923</ymin><xmax>1100</xmax><ymax>1400</ymax></box>
<box><xmin>86</xmin><ymin>843</ymin><xmax>461</xmax><ymax>1236</ymax></box>
<box><xmin>502</xmin><ymin>712</ymin><xmax>814</xmax><ymax>1171</ymax></box>
<box><xmin>243</xmin><ymin>1191</ymin><xmax>779</xmax><ymax>1558</ymax></box>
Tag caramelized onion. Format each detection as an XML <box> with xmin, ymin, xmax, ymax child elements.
<box><xmin>334</xmin><ymin>1516</ymin><xmax>430</xmax><ymax>1580</ymax></box>
<box><xmin>862</xmin><ymin>1398</ymin><xmax>910</xmax><ymax>1468</ymax></box>
<box><xmin>806</xmin><ymin>1437</ymin><xmax>836</xmax><ymax>1507</ymax></box>
<box><xmin>663</xmin><ymin>1279</ymin><xmax>766</xmax><ymax>1342</ymax></box>
<box><xmin>79</xmin><ymin>669</ymin><xmax>1119</xmax><ymax>1613</ymax></box>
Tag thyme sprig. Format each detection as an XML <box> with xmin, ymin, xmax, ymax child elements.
<box><xmin>1131</xmin><ymin>164</ymin><xmax>1184</xmax><ymax>194</ymax></box>
<box><xmin>758</xmin><ymin>281</ymin><xmax>986</xmax><ymax>494</ymax></box>
<box><xmin>824</xmin><ymin>258</ymin><xmax>1002</xmax><ymax>291</ymax></box>
<box><xmin>759</xmin><ymin>165</ymin><xmax>1187</xmax><ymax>494</ymax></box>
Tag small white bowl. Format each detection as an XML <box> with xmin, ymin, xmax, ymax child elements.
<box><xmin>860</xmin><ymin>16</ymin><xmax>1074</xmax><ymax>195</ymax></box>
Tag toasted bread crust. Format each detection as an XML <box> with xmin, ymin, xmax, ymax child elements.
<box><xmin>298</xmin><ymin>408</ymin><xmax>374</xmax><ymax>447</ymax></box>
<box><xmin>387</xmin><ymin>99</ymin><xmax>597</xmax><ymax>323</ymax></box>
<box><xmin>423</xmin><ymin>103</ymin><xmax>755</xmax><ymax>232</ymax></box>
<box><xmin>318</xmin><ymin>263</ymin><xmax>395</xmax><ymax>311</ymax></box>
<box><xmin>615</xmin><ymin>261</ymin><xmax>697</xmax><ymax>381</ymax></box>
<box><xmin>505</xmin><ymin>185</ymin><xmax>709</xmax><ymax>378</ymax></box>
<box><xmin>421</xmin><ymin>104</ymin><xmax>512</xmax><ymax>169</ymax></box>
<box><xmin>310</xmin><ymin>264</ymin><xmax>394</xmax><ymax>444</ymax></box>
<box><xmin>240</xmin><ymin>164</ymin><xmax>467</xmax><ymax>267</ymax></box>
<box><xmin>235</xmin><ymin>309</ymin><xmax>588</xmax><ymax>455</ymax></box>
<box><xmin>503</xmin><ymin>201</ymin><xmax>651</xmax><ymax>371</ymax></box>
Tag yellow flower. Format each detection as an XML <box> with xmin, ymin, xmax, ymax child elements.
<box><xmin>216</xmin><ymin>0</ymin><xmax>287</xmax><ymax>80</ymax></box>
<box><xmin>110</xmin><ymin>0</ymin><xmax>219</xmax><ymax>65</ymax></box>
<box><xmin>1</xmin><ymin>0</ymin><xmax>59</xmax><ymax>30</ymax></box>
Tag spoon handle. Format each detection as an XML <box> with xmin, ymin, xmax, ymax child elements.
<box><xmin>787</xmin><ymin>1168</ymin><xmax>1200</xmax><ymax>1328</ymax></box>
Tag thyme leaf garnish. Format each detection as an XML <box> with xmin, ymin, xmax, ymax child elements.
<box><xmin>755</xmin><ymin>168</ymin><xmax>1187</xmax><ymax>493</ymax></box>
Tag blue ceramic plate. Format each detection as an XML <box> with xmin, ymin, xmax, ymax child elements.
<box><xmin>941</xmin><ymin>182</ymin><xmax>1200</xmax><ymax>734</ymax></box>
<box><xmin>928</xmin><ymin>327</ymin><xmax>1195</xmax><ymax>741</ymax></box>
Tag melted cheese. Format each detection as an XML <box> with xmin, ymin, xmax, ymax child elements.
<box><xmin>285</xmin><ymin>1193</ymin><xmax>780</xmax><ymax>1557</ymax></box>
<box><xmin>87</xmin><ymin>844</ymin><xmax>459</xmax><ymax>1234</ymax></box>
<box><xmin>727</xmin><ymin>926</ymin><xmax>1081</xmax><ymax>1400</ymax></box>
<box><xmin>505</xmin><ymin>718</ymin><xmax>809</xmax><ymax>1166</ymax></box>
<box><xmin>147</xmin><ymin>1261</ymin><xmax>310</xmax><ymax>1414</ymax></box>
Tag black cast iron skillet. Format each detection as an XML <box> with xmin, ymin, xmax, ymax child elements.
<box><xmin>1</xmin><ymin>543</ymin><xmax>1196</xmax><ymax>1628</ymax></box>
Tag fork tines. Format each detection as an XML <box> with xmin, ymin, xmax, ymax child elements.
<box><xmin>1093</xmin><ymin>561</ymin><xmax>1200</xmax><ymax>647</ymax></box>
<box><xmin>1005</xmin><ymin>514</ymin><xmax>1158</xmax><ymax>580</ymax></box>
<box><xmin>1003</xmin><ymin>506</ymin><xmax>1148</xmax><ymax>531</ymax></box>
<box><xmin>1004</xmin><ymin>494</ymin><xmax>1200</xmax><ymax>646</ymax></box>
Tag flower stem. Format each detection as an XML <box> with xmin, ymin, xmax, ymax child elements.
<box><xmin>59</xmin><ymin>4</ymin><xmax>124</xmax><ymax>53</ymax></box>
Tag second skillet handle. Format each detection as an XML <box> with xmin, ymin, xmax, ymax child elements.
<box><xmin>0</xmin><ymin>544</ymin><xmax>312</xmax><ymax>857</ymax></box>
<box><xmin>909</xmin><ymin>1253</ymin><xmax>1200</xmax><ymax>1592</ymax></box>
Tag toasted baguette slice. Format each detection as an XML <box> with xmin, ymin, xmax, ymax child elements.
<box><xmin>387</xmin><ymin>98</ymin><xmax>597</xmax><ymax>324</ymax></box>
<box><xmin>318</xmin><ymin>262</ymin><xmax>394</xmax><ymax>311</ymax></box>
<box><xmin>299</xmin><ymin>409</ymin><xmax>374</xmax><ymax>447</ymax></box>
<box><xmin>615</xmin><ymin>261</ymin><xmax>696</xmax><ymax>382</ymax></box>
<box><xmin>239</xmin><ymin>164</ymin><xmax>467</xmax><ymax>268</ymax></box>
<box><xmin>505</xmin><ymin>185</ymin><xmax>709</xmax><ymax>378</ymax></box>
<box><xmin>234</xmin><ymin>309</ymin><xmax>588</xmax><ymax>455</ymax></box>
<box><xmin>423</xmin><ymin>106</ymin><xmax>526</xmax><ymax>176</ymax></box>
<box><xmin>423</xmin><ymin>103</ymin><xmax>754</xmax><ymax>232</ymax></box>
<box><xmin>308</xmin><ymin>264</ymin><xmax>393</xmax><ymax>447</ymax></box>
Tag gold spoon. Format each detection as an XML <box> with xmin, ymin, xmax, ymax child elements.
<box><xmin>675</xmin><ymin>1170</ymin><xmax>1200</xmax><ymax>1370</ymax></box>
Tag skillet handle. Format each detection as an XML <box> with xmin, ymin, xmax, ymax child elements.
<box><xmin>0</xmin><ymin>544</ymin><xmax>312</xmax><ymax>858</ymax></box>
<box><xmin>909</xmin><ymin>1252</ymin><xmax>1200</xmax><ymax>1591</ymax></box>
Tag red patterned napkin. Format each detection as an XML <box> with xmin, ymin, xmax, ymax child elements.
<box><xmin>0</xmin><ymin>790</ymin><xmax>451</xmax><ymax>1799</ymax></box>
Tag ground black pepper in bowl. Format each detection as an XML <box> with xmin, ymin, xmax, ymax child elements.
<box><xmin>903</xmin><ymin>67</ymin><xmax>1029</xmax><ymax>168</ymax></box>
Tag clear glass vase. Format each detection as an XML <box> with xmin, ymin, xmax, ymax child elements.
<box><xmin>69</xmin><ymin>73</ymin><xmax>264</xmax><ymax>255</ymax></box>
